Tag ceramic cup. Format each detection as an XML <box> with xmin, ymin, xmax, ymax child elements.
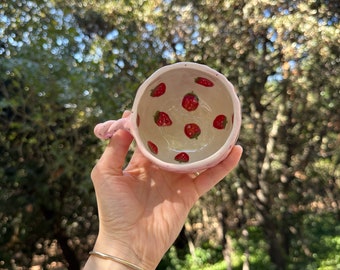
<box><xmin>94</xmin><ymin>62</ymin><xmax>241</xmax><ymax>173</ymax></box>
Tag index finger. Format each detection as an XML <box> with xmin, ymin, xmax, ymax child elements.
<box><xmin>93</xmin><ymin>111</ymin><xmax>133</xmax><ymax>176</ymax></box>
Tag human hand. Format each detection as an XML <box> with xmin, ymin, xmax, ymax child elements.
<box><xmin>84</xmin><ymin>111</ymin><xmax>243</xmax><ymax>270</ymax></box>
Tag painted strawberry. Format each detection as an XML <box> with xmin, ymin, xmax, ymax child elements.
<box><xmin>154</xmin><ymin>111</ymin><xmax>172</xmax><ymax>126</ymax></box>
<box><xmin>213</xmin><ymin>114</ymin><xmax>228</xmax><ymax>129</ymax></box>
<box><xmin>182</xmin><ymin>92</ymin><xmax>199</xmax><ymax>111</ymax></box>
<box><xmin>184</xmin><ymin>123</ymin><xmax>201</xmax><ymax>139</ymax></box>
<box><xmin>195</xmin><ymin>77</ymin><xmax>214</xmax><ymax>87</ymax></box>
<box><xmin>150</xmin><ymin>82</ymin><xmax>166</xmax><ymax>97</ymax></box>
<box><xmin>174</xmin><ymin>152</ymin><xmax>189</xmax><ymax>163</ymax></box>
<box><xmin>147</xmin><ymin>141</ymin><xmax>158</xmax><ymax>154</ymax></box>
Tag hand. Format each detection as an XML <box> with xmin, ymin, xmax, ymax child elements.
<box><xmin>85</xmin><ymin>111</ymin><xmax>243</xmax><ymax>269</ymax></box>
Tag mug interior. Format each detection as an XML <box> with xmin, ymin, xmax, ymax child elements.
<box><xmin>132</xmin><ymin>63</ymin><xmax>237</xmax><ymax>167</ymax></box>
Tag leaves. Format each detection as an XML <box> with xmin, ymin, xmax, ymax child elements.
<box><xmin>1</xmin><ymin>0</ymin><xmax>339</xmax><ymax>269</ymax></box>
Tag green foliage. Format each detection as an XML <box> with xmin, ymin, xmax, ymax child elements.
<box><xmin>0</xmin><ymin>49</ymin><xmax>99</xmax><ymax>269</ymax></box>
<box><xmin>159</xmin><ymin>245</ymin><xmax>224</xmax><ymax>270</ymax></box>
<box><xmin>300</xmin><ymin>213</ymin><xmax>340</xmax><ymax>270</ymax></box>
<box><xmin>1</xmin><ymin>0</ymin><xmax>339</xmax><ymax>268</ymax></box>
<box><xmin>159</xmin><ymin>218</ymin><xmax>340</xmax><ymax>270</ymax></box>
<box><xmin>160</xmin><ymin>240</ymin><xmax>272</xmax><ymax>270</ymax></box>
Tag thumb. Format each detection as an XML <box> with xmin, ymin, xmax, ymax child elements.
<box><xmin>194</xmin><ymin>145</ymin><xmax>243</xmax><ymax>196</ymax></box>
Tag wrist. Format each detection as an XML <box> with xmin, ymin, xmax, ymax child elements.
<box><xmin>85</xmin><ymin>232</ymin><xmax>157</xmax><ymax>270</ymax></box>
<box><xmin>85</xmin><ymin>253</ymin><xmax>135</xmax><ymax>270</ymax></box>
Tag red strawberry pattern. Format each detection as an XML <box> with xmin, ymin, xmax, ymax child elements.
<box><xmin>182</xmin><ymin>92</ymin><xmax>199</xmax><ymax>111</ymax></box>
<box><xmin>174</xmin><ymin>152</ymin><xmax>189</xmax><ymax>163</ymax></box>
<box><xmin>195</xmin><ymin>77</ymin><xmax>214</xmax><ymax>87</ymax></box>
<box><xmin>147</xmin><ymin>141</ymin><xmax>158</xmax><ymax>154</ymax></box>
<box><xmin>150</xmin><ymin>82</ymin><xmax>166</xmax><ymax>97</ymax></box>
<box><xmin>143</xmin><ymin>74</ymin><xmax>233</xmax><ymax>165</ymax></box>
<box><xmin>184</xmin><ymin>123</ymin><xmax>201</xmax><ymax>139</ymax></box>
<box><xmin>154</xmin><ymin>111</ymin><xmax>172</xmax><ymax>126</ymax></box>
<box><xmin>213</xmin><ymin>114</ymin><xmax>228</xmax><ymax>129</ymax></box>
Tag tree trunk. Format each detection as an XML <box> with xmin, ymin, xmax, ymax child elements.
<box><xmin>217</xmin><ymin>207</ymin><xmax>233</xmax><ymax>270</ymax></box>
<box><xmin>55</xmin><ymin>231</ymin><xmax>80</xmax><ymax>270</ymax></box>
<box><xmin>184</xmin><ymin>222</ymin><xmax>196</xmax><ymax>259</ymax></box>
<box><xmin>242</xmin><ymin>229</ymin><xmax>250</xmax><ymax>270</ymax></box>
<box><xmin>224</xmin><ymin>234</ymin><xmax>233</xmax><ymax>270</ymax></box>
<box><xmin>262</xmin><ymin>220</ymin><xmax>287</xmax><ymax>270</ymax></box>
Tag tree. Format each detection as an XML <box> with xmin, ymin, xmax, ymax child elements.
<box><xmin>158</xmin><ymin>0</ymin><xmax>339</xmax><ymax>269</ymax></box>
<box><xmin>143</xmin><ymin>0</ymin><xmax>339</xmax><ymax>268</ymax></box>
<box><xmin>0</xmin><ymin>0</ymin><xmax>166</xmax><ymax>268</ymax></box>
<box><xmin>0</xmin><ymin>1</ymin><xmax>101</xmax><ymax>268</ymax></box>
<box><xmin>1</xmin><ymin>0</ymin><xmax>339</xmax><ymax>269</ymax></box>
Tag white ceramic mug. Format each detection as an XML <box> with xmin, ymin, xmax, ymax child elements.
<box><xmin>94</xmin><ymin>62</ymin><xmax>241</xmax><ymax>173</ymax></box>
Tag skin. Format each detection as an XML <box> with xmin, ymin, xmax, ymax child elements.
<box><xmin>84</xmin><ymin>111</ymin><xmax>243</xmax><ymax>270</ymax></box>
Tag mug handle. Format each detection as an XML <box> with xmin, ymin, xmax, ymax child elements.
<box><xmin>94</xmin><ymin>116</ymin><xmax>131</xmax><ymax>140</ymax></box>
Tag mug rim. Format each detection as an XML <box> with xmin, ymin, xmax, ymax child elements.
<box><xmin>130</xmin><ymin>62</ymin><xmax>241</xmax><ymax>173</ymax></box>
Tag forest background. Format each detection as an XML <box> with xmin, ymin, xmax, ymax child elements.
<box><xmin>0</xmin><ymin>0</ymin><xmax>339</xmax><ymax>269</ymax></box>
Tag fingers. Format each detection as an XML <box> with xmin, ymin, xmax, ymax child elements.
<box><xmin>194</xmin><ymin>145</ymin><xmax>243</xmax><ymax>196</ymax></box>
<box><xmin>94</xmin><ymin>120</ymin><xmax>117</xmax><ymax>139</ymax></box>
<box><xmin>93</xmin><ymin>111</ymin><xmax>133</xmax><ymax>176</ymax></box>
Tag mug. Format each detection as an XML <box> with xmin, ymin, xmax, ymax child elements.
<box><xmin>94</xmin><ymin>62</ymin><xmax>241</xmax><ymax>173</ymax></box>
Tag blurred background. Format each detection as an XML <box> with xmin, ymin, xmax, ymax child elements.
<box><xmin>0</xmin><ymin>0</ymin><xmax>339</xmax><ymax>269</ymax></box>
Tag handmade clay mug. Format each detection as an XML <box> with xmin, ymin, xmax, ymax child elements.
<box><xmin>94</xmin><ymin>62</ymin><xmax>241</xmax><ymax>173</ymax></box>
